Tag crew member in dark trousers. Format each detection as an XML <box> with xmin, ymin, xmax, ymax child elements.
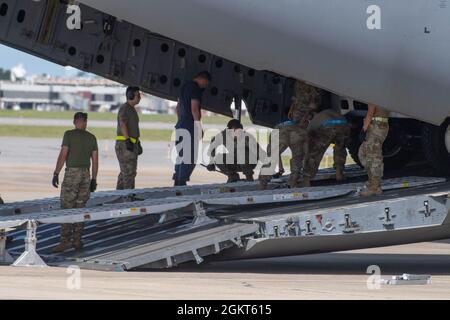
<box><xmin>173</xmin><ymin>71</ymin><xmax>211</xmax><ymax>186</ymax></box>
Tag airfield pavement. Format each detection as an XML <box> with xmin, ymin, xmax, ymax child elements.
<box><xmin>1</xmin><ymin>137</ymin><xmax>450</xmax><ymax>300</ymax></box>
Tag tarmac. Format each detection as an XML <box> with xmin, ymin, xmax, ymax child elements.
<box><xmin>2</xmin><ymin>242</ymin><xmax>450</xmax><ymax>299</ymax></box>
<box><xmin>1</xmin><ymin>137</ymin><xmax>450</xmax><ymax>300</ymax></box>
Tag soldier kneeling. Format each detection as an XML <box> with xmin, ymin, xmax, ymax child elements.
<box><xmin>206</xmin><ymin>120</ymin><xmax>265</xmax><ymax>183</ymax></box>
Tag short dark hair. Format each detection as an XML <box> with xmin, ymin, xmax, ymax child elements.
<box><xmin>195</xmin><ymin>71</ymin><xmax>212</xmax><ymax>82</ymax></box>
<box><xmin>126</xmin><ymin>86</ymin><xmax>140</xmax><ymax>100</ymax></box>
<box><xmin>227</xmin><ymin>119</ymin><xmax>243</xmax><ymax>130</ymax></box>
<box><xmin>74</xmin><ymin>112</ymin><xmax>88</xmax><ymax>122</ymax></box>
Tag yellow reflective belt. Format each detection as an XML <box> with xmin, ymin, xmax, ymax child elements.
<box><xmin>116</xmin><ymin>136</ymin><xmax>138</xmax><ymax>144</ymax></box>
<box><xmin>373</xmin><ymin>117</ymin><xmax>389</xmax><ymax>123</ymax></box>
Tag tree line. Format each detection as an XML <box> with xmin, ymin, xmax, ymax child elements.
<box><xmin>0</xmin><ymin>68</ymin><xmax>11</xmax><ymax>80</ymax></box>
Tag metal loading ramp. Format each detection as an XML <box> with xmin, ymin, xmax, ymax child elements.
<box><xmin>72</xmin><ymin>222</ymin><xmax>259</xmax><ymax>271</ymax></box>
<box><xmin>0</xmin><ymin>165</ymin><xmax>366</xmax><ymax>217</ymax></box>
<box><xmin>1</xmin><ymin>176</ymin><xmax>448</xmax><ymax>271</ymax></box>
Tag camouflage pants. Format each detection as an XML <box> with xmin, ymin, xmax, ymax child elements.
<box><xmin>116</xmin><ymin>140</ymin><xmax>138</xmax><ymax>190</ymax></box>
<box><xmin>60</xmin><ymin>167</ymin><xmax>91</xmax><ymax>244</ymax></box>
<box><xmin>260</xmin><ymin>124</ymin><xmax>308</xmax><ymax>183</ymax></box>
<box><xmin>303</xmin><ymin>126</ymin><xmax>350</xmax><ymax>178</ymax></box>
<box><xmin>215</xmin><ymin>153</ymin><xmax>257</xmax><ymax>179</ymax></box>
<box><xmin>358</xmin><ymin>121</ymin><xmax>389</xmax><ymax>186</ymax></box>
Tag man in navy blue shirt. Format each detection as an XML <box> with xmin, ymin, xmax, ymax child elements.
<box><xmin>173</xmin><ymin>71</ymin><xmax>211</xmax><ymax>186</ymax></box>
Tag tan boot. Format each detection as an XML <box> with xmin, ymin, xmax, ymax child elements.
<box><xmin>52</xmin><ymin>224</ymin><xmax>73</xmax><ymax>253</ymax></box>
<box><xmin>73</xmin><ymin>223</ymin><xmax>84</xmax><ymax>252</ymax></box>
<box><xmin>73</xmin><ymin>239</ymin><xmax>84</xmax><ymax>252</ymax></box>
<box><xmin>288</xmin><ymin>174</ymin><xmax>301</xmax><ymax>188</ymax></box>
<box><xmin>258</xmin><ymin>180</ymin><xmax>268</xmax><ymax>191</ymax></box>
<box><xmin>52</xmin><ymin>241</ymin><xmax>73</xmax><ymax>254</ymax></box>
<box><xmin>300</xmin><ymin>176</ymin><xmax>311</xmax><ymax>188</ymax></box>
<box><xmin>245</xmin><ymin>174</ymin><xmax>254</xmax><ymax>182</ymax></box>
<box><xmin>360</xmin><ymin>182</ymin><xmax>382</xmax><ymax>197</ymax></box>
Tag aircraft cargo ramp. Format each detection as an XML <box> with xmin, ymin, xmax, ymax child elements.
<box><xmin>0</xmin><ymin>172</ymin><xmax>449</xmax><ymax>272</ymax></box>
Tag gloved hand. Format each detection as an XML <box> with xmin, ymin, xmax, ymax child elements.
<box><xmin>52</xmin><ymin>173</ymin><xmax>59</xmax><ymax>188</ymax></box>
<box><xmin>125</xmin><ymin>138</ymin><xmax>135</xmax><ymax>152</ymax></box>
<box><xmin>90</xmin><ymin>179</ymin><xmax>97</xmax><ymax>192</ymax></box>
<box><xmin>206</xmin><ymin>164</ymin><xmax>216</xmax><ymax>172</ymax></box>
<box><xmin>359</xmin><ymin>130</ymin><xmax>367</xmax><ymax>143</ymax></box>
<box><xmin>137</xmin><ymin>141</ymin><xmax>143</xmax><ymax>156</ymax></box>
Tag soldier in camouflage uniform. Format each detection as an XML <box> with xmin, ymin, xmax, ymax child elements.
<box><xmin>259</xmin><ymin>80</ymin><xmax>322</xmax><ymax>189</ymax></box>
<box><xmin>116</xmin><ymin>86</ymin><xmax>143</xmax><ymax>190</ymax></box>
<box><xmin>52</xmin><ymin>112</ymin><xmax>99</xmax><ymax>253</ymax></box>
<box><xmin>301</xmin><ymin>109</ymin><xmax>350</xmax><ymax>187</ymax></box>
<box><xmin>358</xmin><ymin>105</ymin><xmax>390</xmax><ymax>196</ymax></box>
<box><xmin>207</xmin><ymin>120</ymin><xmax>265</xmax><ymax>183</ymax></box>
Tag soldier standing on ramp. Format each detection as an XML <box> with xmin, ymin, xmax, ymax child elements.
<box><xmin>358</xmin><ymin>104</ymin><xmax>390</xmax><ymax>196</ymax></box>
<box><xmin>259</xmin><ymin>80</ymin><xmax>322</xmax><ymax>189</ymax></box>
<box><xmin>116</xmin><ymin>86</ymin><xmax>143</xmax><ymax>190</ymax></box>
<box><xmin>301</xmin><ymin>108</ymin><xmax>351</xmax><ymax>187</ymax></box>
<box><xmin>52</xmin><ymin>112</ymin><xmax>98</xmax><ymax>253</ymax></box>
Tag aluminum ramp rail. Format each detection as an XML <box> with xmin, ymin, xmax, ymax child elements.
<box><xmin>59</xmin><ymin>182</ymin><xmax>450</xmax><ymax>269</ymax></box>
<box><xmin>0</xmin><ymin>177</ymin><xmax>443</xmax><ymax>228</ymax></box>
<box><xmin>1</xmin><ymin>176</ymin><xmax>448</xmax><ymax>270</ymax></box>
<box><xmin>0</xmin><ymin>165</ymin><xmax>366</xmax><ymax>217</ymax></box>
<box><xmin>231</xmin><ymin>187</ymin><xmax>450</xmax><ymax>260</ymax></box>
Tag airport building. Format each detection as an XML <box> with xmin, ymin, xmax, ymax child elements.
<box><xmin>0</xmin><ymin>77</ymin><xmax>172</xmax><ymax>113</ymax></box>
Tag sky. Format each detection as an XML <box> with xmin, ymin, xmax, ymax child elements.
<box><xmin>0</xmin><ymin>44</ymin><xmax>72</xmax><ymax>77</ymax></box>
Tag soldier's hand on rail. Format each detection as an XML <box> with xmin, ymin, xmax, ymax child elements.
<box><xmin>90</xmin><ymin>179</ymin><xmax>97</xmax><ymax>193</ymax></box>
<box><xmin>52</xmin><ymin>173</ymin><xmax>59</xmax><ymax>188</ymax></box>
<box><xmin>125</xmin><ymin>138</ymin><xmax>135</xmax><ymax>152</ymax></box>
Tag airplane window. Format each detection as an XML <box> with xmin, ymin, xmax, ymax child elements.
<box><xmin>133</xmin><ymin>39</ymin><xmax>141</xmax><ymax>47</ymax></box>
<box><xmin>17</xmin><ymin>9</ymin><xmax>26</xmax><ymax>23</ymax></box>
<box><xmin>178</xmin><ymin>48</ymin><xmax>186</xmax><ymax>57</ymax></box>
<box><xmin>68</xmin><ymin>47</ymin><xmax>77</xmax><ymax>56</ymax></box>
<box><xmin>96</xmin><ymin>55</ymin><xmax>105</xmax><ymax>64</ymax></box>
<box><xmin>160</xmin><ymin>43</ymin><xmax>169</xmax><ymax>52</ymax></box>
<box><xmin>0</xmin><ymin>3</ymin><xmax>8</xmax><ymax>16</ymax></box>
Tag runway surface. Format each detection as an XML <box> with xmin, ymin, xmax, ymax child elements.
<box><xmin>2</xmin><ymin>242</ymin><xmax>450</xmax><ymax>299</ymax></box>
<box><xmin>1</xmin><ymin>137</ymin><xmax>449</xmax><ymax>300</ymax></box>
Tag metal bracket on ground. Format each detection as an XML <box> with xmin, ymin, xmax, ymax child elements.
<box><xmin>192</xmin><ymin>201</ymin><xmax>217</xmax><ymax>227</ymax></box>
<box><xmin>191</xmin><ymin>249</ymin><xmax>204</xmax><ymax>264</ymax></box>
<box><xmin>12</xmin><ymin>220</ymin><xmax>47</xmax><ymax>268</ymax></box>
<box><xmin>382</xmin><ymin>274</ymin><xmax>432</xmax><ymax>285</ymax></box>
<box><xmin>0</xmin><ymin>229</ymin><xmax>13</xmax><ymax>264</ymax></box>
<box><xmin>230</xmin><ymin>237</ymin><xmax>243</xmax><ymax>248</ymax></box>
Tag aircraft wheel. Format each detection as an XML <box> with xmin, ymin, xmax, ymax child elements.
<box><xmin>347</xmin><ymin>130</ymin><xmax>412</xmax><ymax>171</ymax></box>
<box><xmin>422</xmin><ymin>118</ymin><xmax>450</xmax><ymax>176</ymax></box>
